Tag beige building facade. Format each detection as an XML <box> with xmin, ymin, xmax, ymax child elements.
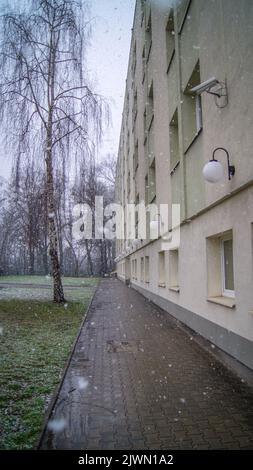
<box><xmin>115</xmin><ymin>0</ymin><xmax>253</xmax><ymax>370</ymax></box>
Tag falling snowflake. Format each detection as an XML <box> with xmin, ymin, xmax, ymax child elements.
<box><xmin>77</xmin><ymin>377</ymin><xmax>89</xmax><ymax>390</ymax></box>
<box><xmin>0</xmin><ymin>326</ymin><xmax>3</xmax><ymax>335</ymax></box>
<box><xmin>64</xmin><ymin>303</ymin><xmax>68</xmax><ymax>309</ymax></box>
<box><xmin>47</xmin><ymin>418</ymin><xmax>66</xmax><ymax>433</ymax></box>
<box><xmin>179</xmin><ymin>398</ymin><xmax>186</xmax><ymax>404</ymax></box>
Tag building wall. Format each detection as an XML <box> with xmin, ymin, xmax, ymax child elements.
<box><xmin>115</xmin><ymin>0</ymin><xmax>253</xmax><ymax>369</ymax></box>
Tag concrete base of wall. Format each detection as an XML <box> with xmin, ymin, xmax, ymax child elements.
<box><xmin>131</xmin><ymin>282</ymin><xmax>253</xmax><ymax>376</ymax></box>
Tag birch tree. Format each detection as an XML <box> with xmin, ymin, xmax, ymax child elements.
<box><xmin>0</xmin><ymin>0</ymin><xmax>106</xmax><ymax>302</ymax></box>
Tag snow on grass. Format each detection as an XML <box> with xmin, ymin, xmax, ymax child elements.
<box><xmin>0</xmin><ymin>278</ymin><xmax>98</xmax><ymax>449</ymax></box>
<box><xmin>0</xmin><ymin>286</ymin><xmax>96</xmax><ymax>302</ymax></box>
<box><xmin>0</xmin><ymin>275</ymin><xmax>99</xmax><ymax>287</ymax></box>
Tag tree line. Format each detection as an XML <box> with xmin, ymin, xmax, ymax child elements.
<box><xmin>0</xmin><ymin>154</ymin><xmax>116</xmax><ymax>279</ymax></box>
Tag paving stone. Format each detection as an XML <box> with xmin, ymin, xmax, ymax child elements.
<box><xmin>39</xmin><ymin>279</ymin><xmax>253</xmax><ymax>450</ymax></box>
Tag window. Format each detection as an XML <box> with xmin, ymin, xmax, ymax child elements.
<box><xmin>133</xmin><ymin>141</ymin><xmax>139</xmax><ymax>171</ymax></box>
<box><xmin>132</xmin><ymin>88</ymin><xmax>138</xmax><ymax>125</ymax></box>
<box><xmin>135</xmin><ymin>193</ymin><xmax>139</xmax><ymax>239</ymax></box>
<box><xmin>127</xmin><ymin>129</ymin><xmax>130</xmax><ymax>155</ymax></box>
<box><xmin>131</xmin><ymin>259</ymin><xmax>135</xmax><ymax>279</ymax></box>
<box><xmin>144</xmin><ymin>109</ymin><xmax>147</xmax><ymax>143</ymax></box>
<box><xmin>141</xmin><ymin>257</ymin><xmax>144</xmax><ymax>282</ymax></box>
<box><xmin>146</xmin><ymin>81</ymin><xmax>154</xmax><ymax>131</ymax></box>
<box><xmin>169</xmin><ymin>109</ymin><xmax>180</xmax><ymax>174</ymax></box>
<box><xmin>158</xmin><ymin>251</ymin><xmax>166</xmax><ymax>287</ymax></box>
<box><xmin>169</xmin><ymin>250</ymin><xmax>179</xmax><ymax>292</ymax></box>
<box><xmin>166</xmin><ymin>11</ymin><xmax>175</xmax><ymax>71</ymax></box>
<box><xmin>127</xmin><ymin>170</ymin><xmax>130</xmax><ymax>197</ymax></box>
<box><xmin>142</xmin><ymin>46</ymin><xmax>146</xmax><ymax>83</ymax></box>
<box><xmin>132</xmin><ymin>41</ymin><xmax>137</xmax><ymax>77</ymax></box>
<box><xmin>206</xmin><ymin>231</ymin><xmax>235</xmax><ymax>307</ymax></box>
<box><xmin>195</xmin><ymin>95</ymin><xmax>202</xmax><ymax>134</ymax></box>
<box><xmin>134</xmin><ymin>172</ymin><xmax>138</xmax><ymax>203</ymax></box>
<box><xmin>221</xmin><ymin>238</ymin><xmax>235</xmax><ymax>297</ymax></box>
<box><xmin>145</xmin><ymin>174</ymin><xmax>150</xmax><ymax>240</ymax></box>
<box><xmin>141</xmin><ymin>0</ymin><xmax>146</xmax><ymax>26</ymax></box>
<box><xmin>145</xmin><ymin>256</ymin><xmax>150</xmax><ymax>283</ymax></box>
<box><xmin>135</xmin><ymin>259</ymin><xmax>138</xmax><ymax>280</ymax></box>
<box><xmin>177</xmin><ymin>0</ymin><xmax>191</xmax><ymax>33</ymax></box>
<box><xmin>182</xmin><ymin>61</ymin><xmax>203</xmax><ymax>153</ymax></box>
<box><xmin>144</xmin><ymin>83</ymin><xmax>154</xmax><ymax>138</ymax></box>
<box><xmin>145</xmin><ymin>8</ymin><xmax>152</xmax><ymax>61</ymax></box>
<box><xmin>149</xmin><ymin>159</ymin><xmax>156</xmax><ymax>204</ymax></box>
<box><xmin>126</xmin><ymin>93</ymin><xmax>129</xmax><ymax>120</ymax></box>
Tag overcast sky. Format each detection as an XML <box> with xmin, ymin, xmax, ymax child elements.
<box><xmin>88</xmin><ymin>0</ymin><xmax>136</xmax><ymax>160</ymax></box>
<box><xmin>0</xmin><ymin>0</ymin><xmax>136</xmax><ymax>179</ymax></box>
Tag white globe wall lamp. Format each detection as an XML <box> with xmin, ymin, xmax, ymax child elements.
<box><xmin>203</xmin><ymin>147</ymin><xmax>235</xmax><ymax>183</ymax></box>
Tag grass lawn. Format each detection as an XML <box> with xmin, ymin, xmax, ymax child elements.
<box><xmin>0</xmin><ymin>277</ymin><xmax>98</xmax><ymax>449</ymax></box>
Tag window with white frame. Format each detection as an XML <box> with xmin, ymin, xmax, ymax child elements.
<box><xmin>166</xmin><ymin>10</ymin><xmax>175</xmax><ymax>71</ymax></box>
<box><xmin>206</xmin><ymin>230</ymin><xmax>235</xmax><ymax>304</ymax></box>
<box><xmin>131</xmin><ymin>259</ymin><xmax>135</xmax><ymax>279</ymax></box>
<box><xmin>145</xmin><ymin>256</ymin><xmax>150</xmax><ymax>283</ymax></box>
<box><xmin>169</xmin><ymin>108</ymin><xmax>180</xmax><ymax>174</ymax></box>
<box><xmin>195</xmin><ymin>94</ymin><xmax>202</xmax><ymax>134</ymax></box>
<box><xmin>177</xmin><ymin>0</ymin><xmax>191</xmax><ymax>33</ymax></box>
<box><xmin>141</xmin><ymin>257</ymin><xmax>144</xmax><ymax>282</ymax></box>
<box><xmin>145</xmin><ymin>7</ymin><xmax>152</xmax><ymax>62</ymax></box>
<box><xmin>135</xmin><ymin>259</ymin><xmax>138</xmax><ymax>280</ymax></box>
<box><xmin>169</xmin><ymin>249</ymin><xmax>179</xmax><ymax>292</ymax></box>
<box><xmin>221</xmin><ymin>237</ymin><xmax>235</xmax><ymax>297</ymax></box>
<box><xmin>158</xmin><ymin>251</ymin><xmax>166</xmax><ymax>287</ymax></box>
<box><xmin>182</xmin><ymin>60</ymin><xmax>203</xmax><ymax>153</ymax></box>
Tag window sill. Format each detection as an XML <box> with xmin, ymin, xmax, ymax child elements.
<box><xmin>169</xmin><ymin>286</ymin><xmax>180</xmax><ymax>293</ymax></box>
<box><xmin>207</xmin><ymin>296</ymin><xmax>236</xmax><ymax>309</ymax></box>
<box><xmin>158</xmin><ymin>282</ymin><xmax>166</xmax><ymax>288</ymax></box>
<box><xmin>145</xmin><ymin>280</ymin><xmax>150</xmax><ymax>284</ymax></box>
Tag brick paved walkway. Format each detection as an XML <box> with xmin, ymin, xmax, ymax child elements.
<box><xmin>40</xmin><ymin>279</ymin><xmax>253</xmax><ymax>450</ymax></box>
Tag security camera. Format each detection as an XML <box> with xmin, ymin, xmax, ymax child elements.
<box><xmin>190</xmin><ymin>77</ymin><xmax>219</xmax><ymax>94</ymax></box>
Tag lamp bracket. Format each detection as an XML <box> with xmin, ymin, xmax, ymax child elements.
<box><xmin>212</xmin><ymin>147</ymin><xmax>235</xmax><ymax>180</ymax></box>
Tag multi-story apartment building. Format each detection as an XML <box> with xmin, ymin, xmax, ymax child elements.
<box><xmin>115</xmin><ymin>0</ymin><xmax>253</xmax><ymax>370</ymax></box>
